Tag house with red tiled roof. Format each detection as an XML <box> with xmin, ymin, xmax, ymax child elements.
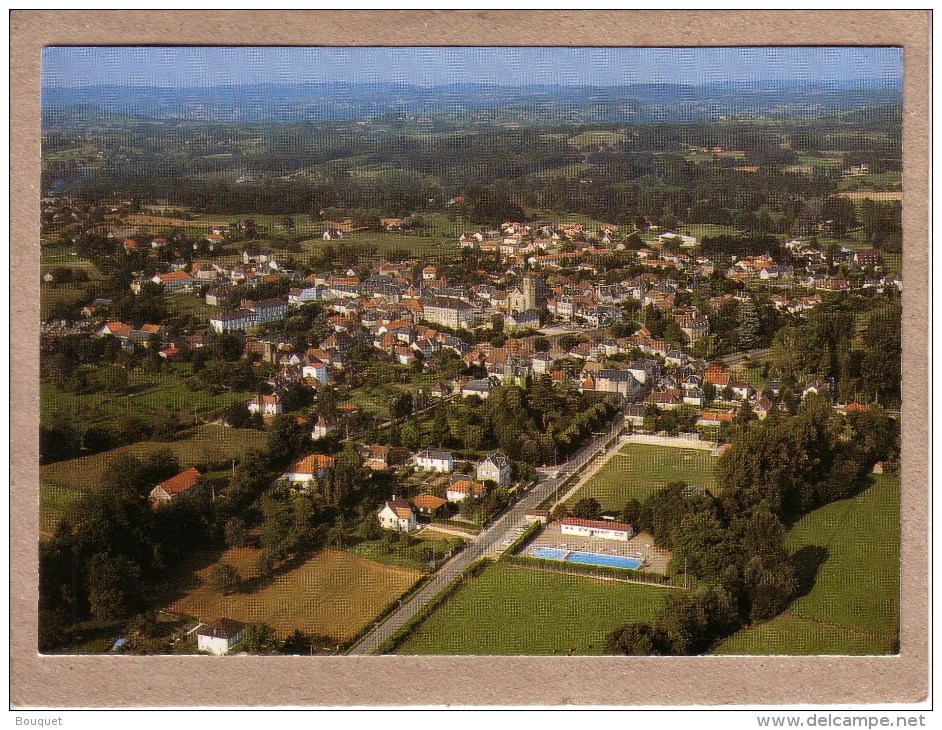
<box><xmin>703</xmin><ymin>365</ymin><xmax>731</xmax><ymax>388</ymax></box>
<box><xmin>153</xmin><ymin>270</ymin><xmax>195</xmax><ymax>294</ymax></box>
<box><xmin>378</xmin><ymin>496</ymin><xmax>417</xmax><ymax>532</ymax></box>
<box><xmin>247</xmin><ymin>394</ymin><xmax>282</xmax><ymax>417</ymax></box>
<box><xmin>446</xmin><ymin>478</ymin><xmax>486</xmax><ymax>503</ymax></box>
<box><xmin>149</xmin><ymin>467</ymin><xmax>203</xmax><ymax>507</ymax></box>
<box><xmin>697</xmin><ymin>411</ymin><xmax>734</xmax><ymax>427</ymax></box>
<box><xmin>412</xmin><ymin>494</ymin><xmax>447</xmax><ymax>515</ymax></box>
<box><xmin>284</xmin><ymin>454</ymin><xmax>335</xmax><ymax>484</ymax></box>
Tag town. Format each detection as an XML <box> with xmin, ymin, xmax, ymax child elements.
<box><xmin>38</xmin><ymin>62</ymin><xmax>902</xmax><ymax>657</ymax></box>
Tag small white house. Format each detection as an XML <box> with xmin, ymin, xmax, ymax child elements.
<box><xmin>247</xmin><ymin>394</ymin><xmax>282</xmax><ymax>417</ymax></box>
<box><xmin>196</xmin><ymin>618</ymin><xmax>246</xmax><ymax>655</ymax></box>
<box><xmin>413</xmin><ymin>448</ymin><xmax>455</xmax><ymax>473</ymax></box>
<box><xmin>560</xmin><ymin>517</ymin><xmax>634</xmax><ymax>542</ymax></box>
<box><xmin>284</xmin><ymin>453</ymin><xmax>335</xmax><ymax>484</ymax></box>
<box><xmin>377</xmin><ymin>497</ymin><xmax>417</xmax><ymax>532</ymax></box>
<box><xmin>446</xmin><ymin>478</ymin><xmax>487</xmax><ymax>503</ymax></box>
<box><xmin>311</xmin><ymin>415</ymin><xmax>336</xmax><ymax>441</ymax></box>
<box><xmin>475</xmin><ymin>451</ymin><xmax>511</xmax><ymax>487</ymax></box>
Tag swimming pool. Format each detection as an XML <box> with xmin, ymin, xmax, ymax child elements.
<box><xmin>528</xmin><ymin>546</ymin><xmax>642</xmax><ymax>570</ymax></box>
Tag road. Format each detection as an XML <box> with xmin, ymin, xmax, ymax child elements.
<box><xmin>345</xmin><ymin>416</ymin><xmax>625</xmax><ymax>655</ymax></box>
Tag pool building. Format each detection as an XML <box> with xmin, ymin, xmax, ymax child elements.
<box><xmin>559</xmin><ymin>516</ymin><xmax>634</xmax><ymax>542</ymax></box>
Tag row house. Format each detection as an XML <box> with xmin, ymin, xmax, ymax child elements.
<box><xmin>209</xmin><ymin>308</ymin><xmax>255</xmax><ymax>334</ymax></box>
<box><xmin>241</xmin><ymin>297</ymin><xmax>288</xmax><ymax>325</ymax></box>
<box><xmin>288</xmin><ymin>285</ymin><xmax>325</xmax><ymax>307</ymax></box>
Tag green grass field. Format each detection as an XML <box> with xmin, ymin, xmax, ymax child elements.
<box><xmin>680</xmin><ymin>224</ymin><xmax>737</xmax><ymax>240</ymax></box>
<box><xmin>393</xmin><ymin>563</ymin><xmax>670</xmax><ymax>655</ymax></box>
<box><xmin>40</xmin><ymin>424</ymin><xmax>267</xmax><ymax>532</ymax></box>
<box><xmin>41</xmin><ymin>367</ymin><xmax>254</xmax><ymax>433</ymax></box>
<box><xmin>714</xmin><ymin>474</ymin><xmax>900</xmax><ymax>655</ymax></box>
<box><xmin>566</xmin><ymin>443</ymin><xmax>718</xmax><ymax>512</ymax></box>
<box><xmin>298</xmin><ymin>231</ymin><xmax>454</xmax><ymax>258</ymax></box>
<box><xmin>166</xmin><ymin>293</ymin><xmax>219</xmax><ymax>320</ymax></box>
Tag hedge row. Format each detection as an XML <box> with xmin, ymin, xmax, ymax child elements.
<box><xmin>500</xmin><ymin>521</ymin><xmax>543</xmax><ymax>557</ymax></box>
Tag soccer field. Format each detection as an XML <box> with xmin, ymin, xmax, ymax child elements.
<box><xmin>714</xmin><ymin>474</ymin><xmax>900</xmax><ymax>655</ymax></box>
<box><xmin>393</xmin><ymin>563</ymin><xmax>670</xmax><ymax>655</ymax></box>
<box><xmin>566</xmin><ymin>443</ymin><xmax>718</xmax><ymax>512</ymax></box>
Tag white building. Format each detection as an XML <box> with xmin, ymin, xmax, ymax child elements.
<box><xmin>422</xmin><ymin>296</ymin><xmax>475</xmax><ymax>330</ymax></box>
<box><xmin>288</xmin><ymin>286</ymin><xmax>324</xmax><ymax>307</ymax></box>
<box><xmin>475</xmin><ymin>451</ymin><xmax>511</xmax><ymax>487</ymax></box>
<box><xmin>196</xmin><ymin>618</ymin><xmax>246</xmax><ymax>655</ymax></box>
<box><xmin>559</xmin><ymin>517</ymin><xmax>634</xmax><ymax>542</ymax></box>
<box><xmin>247</xmin><ymin>394</ymin><xmax>282</xmax><ymax>417</ymax></box>
<box><xmin>377</xmin><ymin>497</ymin><xmax>417</xmax><ymax>532</ymax></box>
<box><xmin>302</xmin><ymin>360</ymin><xmax>330</xmax><ymax>385</ymax></box>
<box><xmin>446</xmin><ymin>478</ymin><xmax>487</xmax><ymax>503</ymax></box>
<box><xmin>210</xmin><ymin>309</ymin><xmax>254</xmax><ymax>334</ymax></box>
<box><xmin>311</xmin><ymin>415</ymin><xmax>336</xmax><ymax>441</ymax></box>
<box><xmin>413</xmin><ymin>448</ymin><xmax>455</xmax><ymax>473</ymax></box>
<box><xmin>283</xmin><ymin>453</ymin><xmax>335</xmax><ymax>484</ymax></box>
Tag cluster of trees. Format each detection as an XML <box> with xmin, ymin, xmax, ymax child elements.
<box><xmin>768</xmin><ymin>296</ymin><xmax>902</xmax><ymax>407</ymax></box>
<box><xmin>397</xmin><ymin>381</ymin><xmax>618</xmax><ymax>466</ymax></box>
<box><xmin>607</xmin><ymin>396</ymin><xmax>898</xmax><ymax>655</ymax></box>
<box><xmin>39</xmin><ymin>450</ymin><xmax>218</xmax><ymax>649</ymax></box>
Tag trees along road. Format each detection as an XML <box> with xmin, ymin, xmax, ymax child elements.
<box><xmin>346</xmin><ymin>416</ymin><xmax>625</xmax><ymax>655</ymax></box>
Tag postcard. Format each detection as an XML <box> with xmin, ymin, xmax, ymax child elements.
<box><xmin>11</xmin><ymin>10</ymin><xmax>929</xmax><ymax>709</ymax></box>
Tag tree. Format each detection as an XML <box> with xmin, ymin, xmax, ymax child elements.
<box><xmin>620</xmin><ymin>498</ymin><xmax>644</xmax><ymax>527</ymax></box>
<box><xmin>222</xmin><ymin>402</ymin><xmax>255</xmax><ymax>429</ymax></box>
<box><xmin>570</xmin><ymin>497</ymin><xmax>603</xmax><ymax>520</ymax></box>
<box><xmin>390</xmin><ymin>392</ymin><xmax>414</xmax><ymax>420</ymax></box>
<box><xmin>86</xmin><ymin>553</ymin><xmax>143</xmax><ymax>622</ymax></box>
<box><xmin>266</xmin><ymin>414</ymin><xmax>310</xmax><ymax>466</ymax></box>
<box><xmin>431</xmin><ymin>402</ymin><xmax>451</xmax><ymax>447</ymax></box>
<box><xmin>606</xmin><ymin>623</ymin><xmax>666</xmax><ymax>655</ymax></box>
<box><xmin>224</xmin><ymin>517</ymin><xmax>251</xmax><ymax>548</ymax></box>
<box><xmin>209</xmin><ymin>563</ymin><xmax>241</xmax><ymax>595</ymax></box>
<box><xmin>401</xmin><ymin>420</ymin><xmax>422</xmax><ymax>451</ymax></box>
<box><xmin>734</xmin><ymin>399</ymin><xmax>756</xmax><ymax>426</ymax></box>
<box><xmin>242</xmin><ymin>622</ymin><xmax>279</xmax><ymax>654</ymax></box>
<box><xmin>736</xmin><ymin>298</ymin><xmax>761</xmax><ymax>351</ymax></box>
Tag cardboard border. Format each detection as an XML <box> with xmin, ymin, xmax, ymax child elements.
<box><xmin>11</xmin><ymin>10</ymin><xmax>930</xmax><ymax>707</ymax></box>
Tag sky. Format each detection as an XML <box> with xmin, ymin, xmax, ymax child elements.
<box><xmin>41</xmin><ymin>46</ymin><xmax>903</xmax><ymax>88</ymax></box>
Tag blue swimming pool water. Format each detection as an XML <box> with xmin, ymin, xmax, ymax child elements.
<box><xmin>528</xmin><ymin>546</ymin><xmax>642</xmax><ymax>570</ymax></box>
<box><xmin>565</xmin><ymin>551</ymin><xmax>642</xmax><ymax>570</ymax></box>
<box><xmin>530</xmin><ymin>547</ymin><xmax>567</xmax><ymax>560</ymax></box>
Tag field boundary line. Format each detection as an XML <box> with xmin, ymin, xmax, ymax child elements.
<box><xmin>503</xmin><ymin>560</ymin><xmax>684</xmax><ymax>589</ymax></box>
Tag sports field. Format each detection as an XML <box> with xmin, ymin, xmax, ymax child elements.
<box><xmin>714</xmin><ymin>474</ymin><xmax>900</xmax><ymax>655</ymax></box>
<box><xmin>393</xmin><ymin>563</ymin><xmax>670</xmax><ymax>655</ymax></box>
<box><xmin>566</xmin><ymin>443</ymin><xmax>718</xmax><ymax>512</ymax></box>
<box><xmin>165</xmin><ymin>546</ymin><xmax>420</xmax><ymax>642</ymax></box>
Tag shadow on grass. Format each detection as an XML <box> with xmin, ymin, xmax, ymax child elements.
<box><xmin>791</xmin><ymin>544</ymin><xmax>829</xmax><ymax>598</ymax></box>
<box><xmin>145</xmin><ymin>547</ymin><xmax>230</xmax><ymax>607</ymax></box>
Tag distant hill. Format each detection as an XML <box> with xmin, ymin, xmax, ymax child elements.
<box><xmin>41</xmin><ymin>80</ymin><xmax>902</xmax><ymax>127</ymax></box>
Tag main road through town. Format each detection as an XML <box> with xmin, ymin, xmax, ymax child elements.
<box><xmin>346</xmin><ymin>415</ymin><xmax>625</xmax><ymax>655</ymax></box>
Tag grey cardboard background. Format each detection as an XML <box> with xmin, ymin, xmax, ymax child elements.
<box><xmin>10</xmin><ymin>10</ymin><xmax>930</xmax><ymax>707</ymax></box>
